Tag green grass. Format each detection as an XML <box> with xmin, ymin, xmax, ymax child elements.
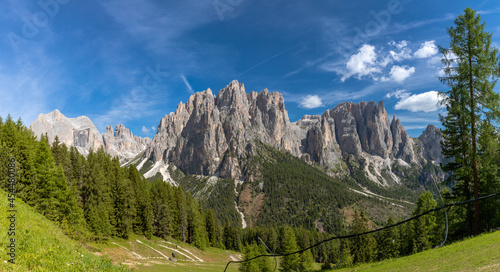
<box><xmin>0</xmin><ymin>190</ymin><xmax>128</xmax><ymax>272</ymax></box>
<box><xmin>334</xmin><ymin>230</ymin><xmax>500</xmax><ymax>272</ymax></box>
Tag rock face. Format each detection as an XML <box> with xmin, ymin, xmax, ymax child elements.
<box><xmin>291</xmin><ymin>101</ymin><xmax>417</xmax><ymax>184</ymax></box>
<box><xmin>142</xmin><ymin>81</ymin><xmax>435</xmax><ymax>185</ymax></box>
<box><xmin>30</xmin><ymin>110</ymin><xmax>150</xmax><ymax>162</ymax></box>
<box><xmin>144</xmin><ymin>80</ymin><xmax>298</xmax><ymax>179</ymax></box>
<box><xmin>30</xmin><ymin>110</ymin><xmax>104</xmax><ymax>156</ymax></box>
<box><xmin>30</xmin><ymin>81</ymin><xmax>443</xmax><ymax>187</ymax></box>
<box><xmin>103</xmin><ymin>124</ymin><xmax>151</xmax><ymax>162</ymax></box>
<box><xmin>416</xmin><ymin>124</ymin><xmax>444</xmax><ymax>164</ymax></box>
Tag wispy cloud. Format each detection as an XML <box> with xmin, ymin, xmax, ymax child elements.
<box><xmin>181</xmin><ymin>74</ymin><xmax>194</xmax><ymax>93</ymax></box>
<box><xmin>93</xmin><ymin>87</ymin><xmax>165</xmax><ymax>131</ymax></box>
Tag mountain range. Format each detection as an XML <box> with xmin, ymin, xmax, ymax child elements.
<box><xmin>30</xmin><ymin>80</ymin><xmax>445</xmax><ymax>228</ymax></box>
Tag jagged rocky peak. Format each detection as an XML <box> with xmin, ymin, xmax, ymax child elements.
<box><xmin>30</xmin><ymin>110</ymin><xmax>150</xmax><ymax>162</ymax></box>
<box><xmin>317</xmin><ymin>100</ymin><xmax>415</xmax><ymax>163</ymax></box>
<box><xmin>417</xmin><ymin>124</ymin><xmax>444</xmax><ymax>164</ymax></box>
<box><xmin>329</xmin><ymin>100</ymin><xmax>392</xmax><ymax>158</ymax></box>
<box><xmin>103</xmin><ymin>124</ymin><xmax>151</xmax><ymax>162</ymax></box>
<box><xmin>144</xmin><ymin>80</ymin><xmax>298</xmax><ymax>179</ymax></box>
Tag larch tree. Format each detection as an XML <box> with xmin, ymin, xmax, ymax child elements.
<box><xmin>439</xmin><ymin>7</ymin><xmax>500</xmax><ymax>235</ymax></box>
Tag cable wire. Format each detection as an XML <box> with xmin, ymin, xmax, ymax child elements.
<box><xmin>431</xmin><ymin>176</ymin><xmax>449</xmax><ymax>248</ymax></box>
<box><xmin>223</xmin><ymin>191</ymin><xmax>500</xmax><ymax>272</ymax></box>
<box><xmin>258</xmin><ymin>236</ymin><xmax>277</xmax><ymax>272</ymax></box>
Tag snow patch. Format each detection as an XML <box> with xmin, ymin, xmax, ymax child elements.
<box><xmin>136</xmin><ymin>158</ymin><xmax>148</xmax><ymax>171</ymax></box>
<box><xmin>144</xmin><ymin>161</ymin><xmax>178</xmax><ymax>186</ymax></box>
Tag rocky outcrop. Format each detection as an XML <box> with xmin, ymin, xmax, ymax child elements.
<box><xmin>416</xmin><ymin>124</ymin><xmax>444</xmax><ymax>164</ymax></box>
<box><xmin>30</xmin><ymin>110</ymin><xmax>150</xmax><ymax>162</ymax></box>
<box><xmin>103</xmin><ymin>124</ymin><xmax>151</xmax><ymax>162</ymax></box>
<box><xmin>144</xmin><ymin>80</ymin><xmax>298</xmax><ymax>179</ymax></box>
<box><xmin>291</xmin><ymin>112</ymin><xmax>342</xmax><ymax>169</ymax></box>
<box><xmin>290</xmin><ymin>101</ymin><xmax>417</xmax><ymax>184</ymax></box>
<box><xmin>330</xmin><ymin>101</ymin><xmax>395</xmax><ymax>159</ymax></box>
<box><xmin>390</xmin><ymin>115</ymin><xmax>416</xmax><ymax>163</ymax></box>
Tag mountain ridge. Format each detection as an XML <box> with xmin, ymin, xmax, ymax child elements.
<box><xmin>30</xmin><ymin>109</ymin><xmax>151</xmax><ymax>163</ymax></box>
<box><xmin>29</xmin><ymin>80</ymin><xmax>444</xmax><ymax>228</ymax></box>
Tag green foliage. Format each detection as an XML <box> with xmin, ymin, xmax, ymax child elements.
<box><xmin>239</xmin><ymin>242</ymin><xmax>273</xmax><ymax>272</ymax></box>
<box><xmin>412</xmin><ymin>191</ymin><xmax>437</xmax><ymax>252</ymax></box>
<box><xmin>279</xmin><ymin>226</ymin><xmax>300</xmax><ymax>271</ymax></box>
<box><xmin>256</xmin><ymin>142</ymin><xmax>355</xmax><ymax>229</ymax></box>
<box><xmin>375</xmin><ymin>215</ymin><xmax>399</xmax><ymax>261</ymax></box>
<box><xmin>0</xmin><ymin>190</ymin><xmax>126</xmax><ymax>271</ymax></box>
<box><xmin>350</xmin><ymin>209</ymin><xmax>375</xmax><ymax>264</ymax></box>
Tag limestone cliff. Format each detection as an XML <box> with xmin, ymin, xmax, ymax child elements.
<box><xmin>30</xmin><ymin>110</ymin><xmax>150</xmax><ymax>162</ymax></box>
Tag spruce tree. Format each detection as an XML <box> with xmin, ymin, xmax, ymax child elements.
<box><xmin>413</xmin><ymin>191</ymin><xmax>438</xmax><ymax>252</ymax></box>
<box><xmin>279</xmin><ymin>226</ymin><xmax>300</xmax><ymax>272</ymax></box>
<box><xmin>239</xmin><ymin>242</ymin><xmax>273</xmax><ymax>272</ymax></box>
<box><xmin>206</xmin><ymin>209</ymin><xmax>218</xmax><ymax>247</ymax></box>
<box><xmin>375</xmin><ymin>215</ymin><xmax>399</xmax><ymax>260</ymax></box>
<box><xmin>477</xmin><ymin>120</ymin><xmax>500</xmax><ymax>229</ymax></box>
<box><xmin>350</xmin><ymin>209</ymin><xmax>375</xmax><ymax>264</ymax></box>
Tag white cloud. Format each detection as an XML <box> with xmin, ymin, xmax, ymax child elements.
<box><xmin>414</xmin><ymin>40</ymin><xmax>438</xmax><ymax>59</ymax></box>
<box><xmin>394</xmin><ymin>91</ymin><xmax>445</xmax><ymax>112</ymax></box>
<box><xmin>181</xmin><ymin>74</ymin><xmax>194</xmax><ymax>93</ymax></box>
<box><xmin>385</xmin><ymin>89</ymin><xmax>410</xmax><ymax>99</ymax></box>
<box><xmin>300</xmin><ymin>95</ymin><xmax>324</xmax><ymax>109</ymax></box>
<box><xmin>389</xmin><ymin>48</ymin><xmax>412</xmax><ymax>62</ymax></box>
<box><xmin>382</xmin><ymin>65</ymin><xmax>415</xmax><ymax>83</ymax></box>
<box><xmin>341</xmin><ymin>44</ymin><xmax>380</xmax><ymax>81</ymax></box>
<box><xmin>142</xmin><ymin>126</ymin><xmax>150</xmax><ymax>133</ymax></box>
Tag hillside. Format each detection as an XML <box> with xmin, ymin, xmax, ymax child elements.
<box><xmin>0</xmin><ymin>190</ymin><xmax>127</xmax><ymax>271</ymax></box>
<box><xmin>335</xmin><ymin>230</ymin><xmax>500</xmax><ymax>272</ymax></box>
<box><xmin>161</xmin><ymin>141</ymin><xmax>418</xmax><ymax>230</ymax></box>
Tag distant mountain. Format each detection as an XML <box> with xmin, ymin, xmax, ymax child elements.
<box><xmin>30</xmin><ymin>109</ymin><xmax>151</xmax><ymax>163</ymax></box>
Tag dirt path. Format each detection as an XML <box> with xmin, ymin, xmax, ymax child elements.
<box><xmin>157</xmin><ymin>244</ymin><xmax>196</xmax><ymax>261</ymax></box>
<box><xmin>135</xmin><ymin>240</ymin><xmax>170</xmax><ymax>259</ymax></box>
<box><xmin>111</xmin><ymin>242</ymin><xmax>144</xmax><ymax>259</ymax></box>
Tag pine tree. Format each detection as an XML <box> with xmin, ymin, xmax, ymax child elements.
<box><xmin>439</xmin><ymin>7</ymin><xmax>500</xmax><ymax>234</ymax></box>
<box><xmin>110</xmin><ymin>157</ymin><xmax>134</xmax><ymax>238</ymax></box>
<box><xmin>350</xmin><ymin>209</ymin><xmax>375</xmax><ymax>264</ymax></box>
<box><xmin>413</xmin><ymin>191</ymin><xmax>438</xmax><ymax>252</ymax></box>
<box><xmin>477</xmin><ymin>120</ymin><xmax>500</xmax><ymax>230</ymax></box>
<box><xmin>128</xmin><ymin>165</ymin><xmax>153</xmax><ymax>239</ymax></box>
<box><xmin>206</xmin><ymin>209</ymin><xmax>218</xmax><ymax>247</ymax></box>
<box><xmin>151</xmin><ymin>179</ymin><xmax>171</xmax><ymax>239</ymax></box>
<box><xmin>239</xmin><ymin>242</ymin><xmax>273</xmax><ymax>272</ymax></box>
<box><xmin>375</xmin><ymin>215</ymin><xmax>399</xmax><ymax>260</ymax></box>
<box><xmin>279</xmin><ymin>226</ymin><xmax>300</xmax><ymax>272</ymax></box>
<box><xmin>174</xmin><ymin>186</ymin><xmax>188</xmax><ymax>242</ymax></box>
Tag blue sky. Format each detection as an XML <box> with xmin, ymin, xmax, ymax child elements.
<box><xmin>2</xmin><ymin>0</ymin><xmax>500</xmax><ymax>138</ymax></box>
